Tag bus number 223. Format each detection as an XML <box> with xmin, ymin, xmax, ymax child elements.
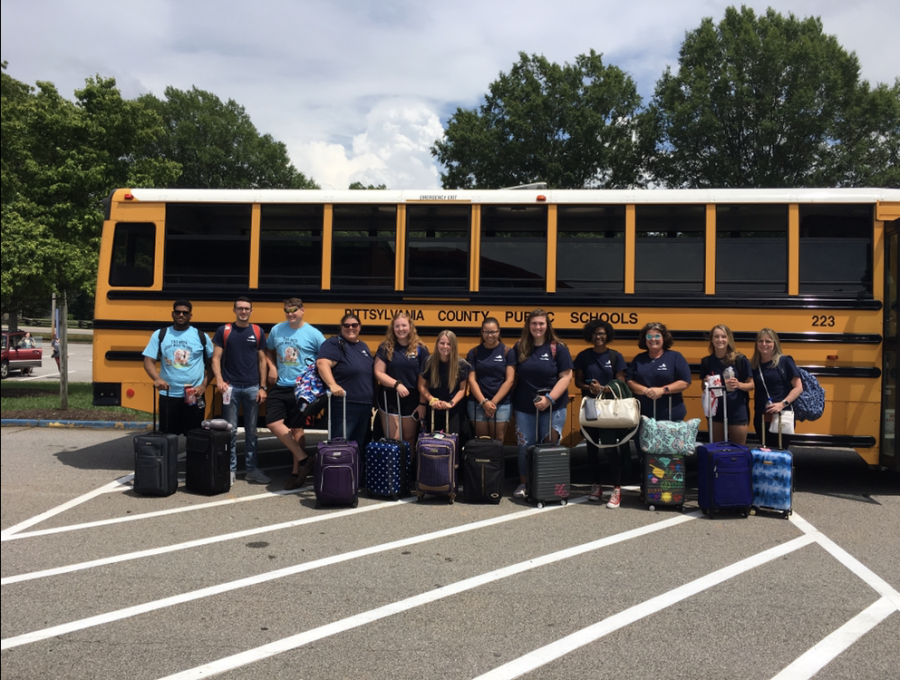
<box><xmin>811</xmin><ymin>315</ymin><xmax>836</xmax><ymax>327</ymax></box>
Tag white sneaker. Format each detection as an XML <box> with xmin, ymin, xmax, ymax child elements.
<box><xmin>607</xmin><ymin>487</ymin><xmax>622</xmax><ymax>509</ymax></box>
<box><xmin>513</xmin><ymin>484</ymin><xmax>527</xmax><ymax>499</ymax></box>
<box><xmin>588</xmin><ymin>484</ymin><xmax>602</xmax><ymax>501</ymax></box>
<box><xmin>229</xmin><ymin>471</ymin><xmax>236</xmax><ymax>486</ymax></box>
<box><xmin>245</xmin><ymin>468</ymin><xmax>272</xmax><ymax>484</ymax></box>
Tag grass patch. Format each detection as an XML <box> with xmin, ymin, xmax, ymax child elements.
<box><xmin>1</xmin><ymin>381</ymin><xmax>151</xmax><ymax>421</ymax></box>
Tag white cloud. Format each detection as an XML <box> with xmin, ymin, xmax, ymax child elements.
<box><xmin>1</xmin><ymin>0</ymin><xmax>897</xmax><ymax>189</ymax></box>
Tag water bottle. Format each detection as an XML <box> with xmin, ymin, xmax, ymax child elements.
<box><xmin>723</xmin><ymin>366</ymin><xmax>735</xmax><ymax>392</ymax></box>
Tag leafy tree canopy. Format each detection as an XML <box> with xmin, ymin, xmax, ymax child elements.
<box><xmin>349</xmin><ymin>182</ymin><xmax>387</xmax><ymax>190</ymax></box>
<box><xmin>646</xmin><ymin>5</ymin><xmax>899</xmax><ymax>188</ymax></box>
<box><xmin>1</xmin><ymin>66</ymin><xmax>180</xmax><ymax>314</ymax></box>
<box><xmin>139</xmin><ymin>86</ymin><xmax>319</xmax><ymax>189</ymax></box>
<box><xmin>432</xmin><ymin>51</ymin><xmax>647</xmax><ymax>189</ymax></box>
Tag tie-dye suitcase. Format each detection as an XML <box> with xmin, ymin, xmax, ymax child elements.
<box><xmin>750</xmin><ymin>419</ymin><xmax>793</xmax><ymax>518</ymax></box>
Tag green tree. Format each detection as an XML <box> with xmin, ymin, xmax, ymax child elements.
<box><xmin>1</xmin><ymin>67</ymin><xmax>180</xmax><ymax>318</ymax></box>
<box><xmin>432</xmin><ymin>51</ymin><xmax>647</xmax><ymax>189</ymax></box>
<box><xmin>349</xmin><ymin>182</ymin><xmax>387</xmax><ymax>190</ymax></box>
<box><xmin>139</xmin><ymin>86</ymin><xmax>319</xmax><ymax>189</ymax></box>
<box><xmin>646</xmin><ymin>5</ymin><xmax>899</xmax><ymax>188</ymax></box>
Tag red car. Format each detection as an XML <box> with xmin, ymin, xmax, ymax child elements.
<box><xmin>1</xmin><ymin>331</ymin><xmax>43</xmax><ymax>379</ymax></box>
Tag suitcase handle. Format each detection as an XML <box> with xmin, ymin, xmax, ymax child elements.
<box><xmin>326</xmin><ymin>390</ymin><xmax>348</xmax><ymax>440</ymax></box>
<box><xmin>535</xmin><ymin>389</ymin><xmax>552</xmax><ymax>443</ymax></box>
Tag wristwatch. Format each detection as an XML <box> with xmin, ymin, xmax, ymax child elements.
<box><xmin>663</xmin><ymin>386</ymin><xmax>670</xmax><ymax>393</ymax></box>
<box><xmin>783</xmin><ymin>400</ymin><xmax>789</xmax><ymax>406</ymax></box>
<box><xmin>259</xmin><ymin>385</ymin><xmax>267</xmax><ymax>391</ymax></box>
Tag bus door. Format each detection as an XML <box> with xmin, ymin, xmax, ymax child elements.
<box><xmin>882</xmin><ymin>220</ymin><xmax>898</xmax><ymax>471</ymax></box>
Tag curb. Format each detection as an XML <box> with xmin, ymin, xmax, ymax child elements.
<box><xmin>1</xmin><ymin>419</ymin><xmax>152</xmax><ymax>430</ymax></box>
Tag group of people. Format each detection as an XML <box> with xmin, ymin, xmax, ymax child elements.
<box><xmin>143</xmin><ymin>299</ymin><xmax>804</xmax><ymax>502</ymax></box>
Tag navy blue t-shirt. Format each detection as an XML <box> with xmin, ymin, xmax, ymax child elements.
<box><xmin>421</xmin><ymin>358</ymin><xmax>470</xmax><ymax>422</ymax></box>
<box><xmin>317</xmin><ymin>336</ymin><xmax>375</xmax><ymax>405</ymax></box>
<box><xmin>376</xmin><ymin>342</ymin><xmax>429</xmax><ymax>392</ymax></box>
<box><xmin>574</xmin><ymin>348</ymin><xmax>627</xmax><ymax>397</ymax></box>
<box><xmin>700</xmin><ymin>354</ymin><xmax>752</xmax><ymax>423</ymax></box>
<box><xmin>212</xmin><ymin>323</ymin><xmax>266</xmax><ymax>386</ymax></box>
<box><xmin>626</xmin><ymin>349</ymin><xmax>692</xmax><ymax>420</ymax></box>
<box><xmin>512</xmin><ymin>342</ymin><xmax>574</xmax><ymax>414</ymax></box>
<box><xmin>753</xmin><ymin>356</ymin><xmax>800</xmax><ymax>415</ymax></box>
<box><xmin>466</xmin><ymin>343</ymin><xmax>516</xmax><ymax>405</ymax></box>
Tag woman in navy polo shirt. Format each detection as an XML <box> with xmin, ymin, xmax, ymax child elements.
<box><xmin>373</xmin><ymin>312</ymin><xmax>429</xmax><ymax>453</ymax></box>
<box><xmin>511</xmin><ymin>309</ymin><xmax>573</xmax><ymax>499</ymax></box>
<box><xmin>626</xmin><ymin>321</ymin><xmax>692</xmax><ymax>422</ymax></box>
<box><xmin>466</xmin><ymin>317</ymin><xmax>516</xmax><ymax>443</ymax></box>
<box><xmin>316</xmin><ymin>313</ymin><xmax>375</xmax><ymax>448</ymax></box>
<box><xmin>418</xmin><ymin>330</ymin><xmax>470</xmax><ymax>435</ymax></box>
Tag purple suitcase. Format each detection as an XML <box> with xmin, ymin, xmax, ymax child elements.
<box><xmin>315</xmin><ymin>392</ymin><xmax>360</xmax><ymax>508</ymax></box>
<box><xmin>415</xmin><ymin>410</ymin><xmax>458</xmax><ymax>503</ymax></box>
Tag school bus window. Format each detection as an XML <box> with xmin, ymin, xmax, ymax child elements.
<box><xmin>406</xmin><ymin>205</ymin><xmax>469</xmax><ymax>290</ymax></box>
<box><xmin>109</xmin><ymin>222</ymin><xmax>155</xmax><ymax>287</ymax></box>
<box><xmin>557</xmin><ymin>205</ymin><xmax>625</xmax><ymax>291</ymax></box>
<box><xmin>163</xmin><ymin>203</ymin><xmax>251</xmax><ymax>291</ymax></box>
<box><xmin>635</xmin><ymin>205</ymin><xmax>704</xmax><ymax>293</ymax></box>
<box><xmin>716</xmin><ymin>204</ymin><xmax>788</xmax><ymax>294</ymax></box>
<box><xmin>799</xmin><ymin>204</ymin><xmax>873</xmax><ymax>296</ymax></box>
<box><xmin>259</xmin><ymin>204</ymin><xmax>323</xmax><ymax>289</ymax></box>
<box><xmin>332</xmin><ymin>204</ymin><xmax>396</xmax><ymax>289</ymax></box>
<box><xmin>480</xmin><ymin>205</ymin><xmax>547</xmax><ymax>289</ymax></box>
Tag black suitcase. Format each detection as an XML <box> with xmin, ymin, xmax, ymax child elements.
<box><xmin>463</xmin><ymin>419</ymin><xmax>504</xmax><ymax>504</ymax></box>
<box><xmin>185</xmin><ymin>426</ymin><xmax>231</xmax><ymax>495</ymax></box>
<box><xmin>133</xmin><ymin>391</ymin><xmax>179</xmax><ymax>496</ymax></box>
<box><xmin>526</xmin><ymin>391</ymin><xmax>571</xmax><ymax>508</ymax></box>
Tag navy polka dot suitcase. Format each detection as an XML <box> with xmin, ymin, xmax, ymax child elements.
<box><xmin>365</xmin><ymin>390</ymin><xmax>411</xmax><ymax>501</ymax></box>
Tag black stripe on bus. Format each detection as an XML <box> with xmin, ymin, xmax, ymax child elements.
<box><xmin>105</xmin><ymin>289</ymin><xmax>883</xmax><ymax>311</ymax></box>
<box><xmin>98</xmin><ymin>319</ymin><xmax>881</xmax><ymax>348</ymax></box>
<box><xmin>105</xmin><ymin>348</ymin><xmax>880</xmax><ymax>380</ymax></box>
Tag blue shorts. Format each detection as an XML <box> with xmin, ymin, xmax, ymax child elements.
<box><xmin>467</xmin><ymin>400</ymin><xmax>512</xmax><ymax>423</ymax></box>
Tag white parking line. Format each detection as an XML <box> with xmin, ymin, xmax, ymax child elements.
<box><xmin>471</xmin><ymin>535</ymin><xmax>814</xmax><ymax>680</ymax></box>
<box><xmin>156</xmin><ymin>513</ymin><xmax>743</xmax><ymax>680</ymax></box>
<box><xmin>769</xmin><ymin>597</ymin><xmax>896</xmax><ymax>680</ymax></box>
<box><xmin>1</xmin><ymin>498</ymin><xmax>590</xmax><ymax>650</ymax></box>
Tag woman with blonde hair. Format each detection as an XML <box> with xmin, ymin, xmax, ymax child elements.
<box><xmin>418</xmin><ymin>330</ymin><xmax>470</xmax><ymax>435</ymax></box>
<box><xmin>510</xmin><ymin>309</ymin><xmax>573</xmax><ymax>499</ymax></box>
<box><xmin>374</xmin><ymin>313</ymin><xmax>429</xmax><ymax>450</ymax></box>
<box><xmin>751</xmin><ymin>328</ymin><xmax>803</xmax><ymax>449</ymax></box>
<box><xmin>700</xmin><ymin>324</ymin><xmax>753</xmax><ymax>446</ymax></box>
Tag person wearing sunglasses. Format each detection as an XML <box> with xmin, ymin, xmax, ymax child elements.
<box><xmin>316</xmin><ymin>313</ymin><xmax>375</xmax><ymax>451</ymax></box>
<box><xmin>626</xmin><ymin>322</ymin><xmax>691</xmax><ymax>422</ymax></box>
<box><xmin>265</xmin><ymin>298</ymin><xmax>326</xmax><ymax>490</ymax></box>
<box><xmin>142</xmin><ymin>299</ymin><xmax>215</xmax><ymax>435</ymax></box>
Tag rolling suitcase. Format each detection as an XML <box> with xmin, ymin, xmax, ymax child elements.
<box><xmin>751</xmin><ymin>414</ymin><xmax>794</xmax><ymax>518</ymax></box>
<box><xmin>640</xmin><ymin>398</ymin><xmax>689</xmax><ymax>512</ymax></box>
<box><xmin>365</xmin><ymin>390</ymin><xmax>411</xmax><ymax>501</ymax></box>
<box><xmin>415</xmin><ymin>410</ymin><xmax>458</xmax><ymax>503</ymax></box>
<box><xmin>185</xmin><ymin>422</ymin><xmax>232</xmax><ymax>496</ymax></box>
<box><xmin>314</xmin><ymin>391</ymin><xmax>360</xmax><ymax>508</ymax></box>
<box><xmin>133</xmin><ymin>389</ymin><xmax>179</xmax><ymax>496</ymax></box>
<box><xmin>462</xmin><ymin>419</ymin><xmax>504</xmax><ymax>504</ymax></box>
<box><xmin>526</xmin><ymin>390</ymin><xmax>571</xmax><ymax>508</ymax></box>
<box><xmin>696</xmin><ymin>383</ymin><xmax>752</xmax><ymax>518</ymax></box>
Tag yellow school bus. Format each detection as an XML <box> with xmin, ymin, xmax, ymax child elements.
<box><xmin>93</xmin><ymin>187</ymin><xmax>899</xmax><ymax>469</ymax></box>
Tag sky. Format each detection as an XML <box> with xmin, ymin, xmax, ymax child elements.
<box><xmin>2</xmin><ymin>0</ymin><xmax>897</xmax><ymax>190</ymax></box>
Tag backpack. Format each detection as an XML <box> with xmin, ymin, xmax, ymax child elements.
<box><xmin>222</xmin><ymin>323</ymin><xmax>262</xmax><ymax>355</ymax></box>
<box><xmin>793</xmin><ymin>368</ymin><xmax>826</xmax><ymax>422</ymax></box>
<box><xmin>293</xmin><ymin>359</ymin><xmax>327</xmax><ymax>417</ymax></box>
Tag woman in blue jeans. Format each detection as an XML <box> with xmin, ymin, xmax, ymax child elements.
<box><xmin>511</xmin><ymin>309</ymin><xmax>573</xmax><ymax>499</ymax></box>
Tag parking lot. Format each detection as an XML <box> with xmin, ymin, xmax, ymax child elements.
<box><xmin>1</xmin><ymin>427</ymin><xmax>897</xmax><ymax>679</ymax></box>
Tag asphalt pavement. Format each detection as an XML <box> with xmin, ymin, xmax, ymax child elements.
<box><xmin>1</xmin><ymin>426</ymin><xmax>897</xmax><ymax>680</ymax></box>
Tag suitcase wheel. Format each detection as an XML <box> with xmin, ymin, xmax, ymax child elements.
<box><xmin>648</xmin><ymin>504</ymin><xmax>655</xmax><ymax>512</ymax></box>
<box><xmin>352</xmin><ymin>498</ymin><xmax>359</xmax><ymax>509</ymax></box>
<box><xmin>560</xmin><ymin>499</ymin><xmax>567</xmax><ymax>507</ymax></box>
<box><xmin>391</xmin><ymin>493</ymin><xmax>400</xmax><ymax>502</ymax></box>
<box><xmin>536</xmin><ymin>501</ymin><xmax>544</xmax><ymax>509</ymax></box>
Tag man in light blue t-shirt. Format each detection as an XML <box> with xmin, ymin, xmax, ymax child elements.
<box><xmin>265</xmin><ymin>297</ymin><xmax>325</xmax><ymax>490</ymax></box>
<box><xmin>142</xmin><ymin>299</ymin><xmax>214</xmax><ymax>435</ymax></box>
